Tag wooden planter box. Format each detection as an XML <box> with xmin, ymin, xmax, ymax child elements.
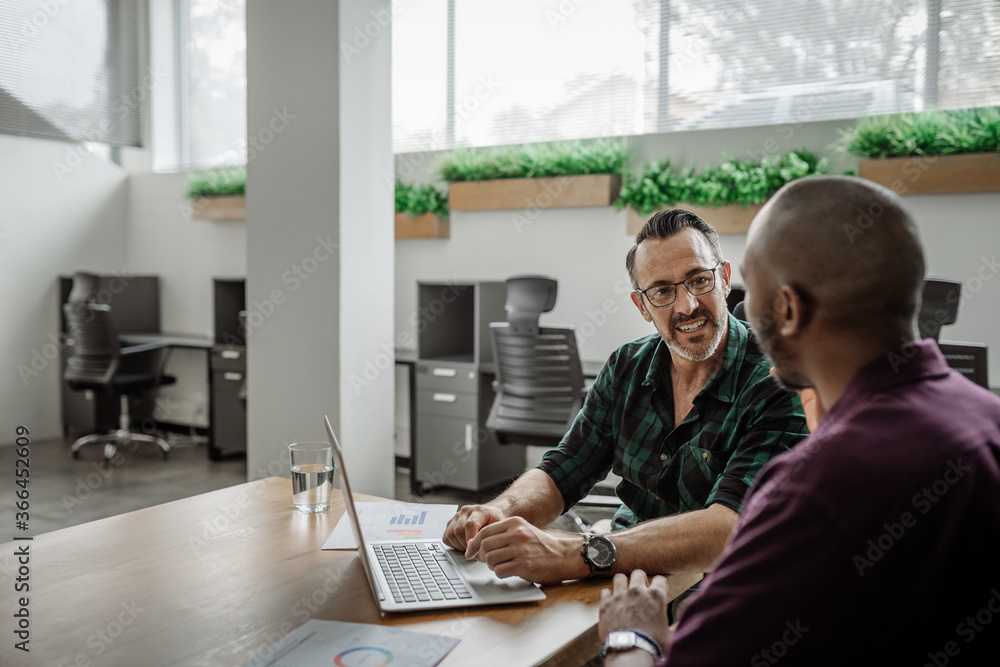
<box><xmin>192</xmin><ymin>196</ymin><xmax>245</xmax><ymax>221</ymax></box>
<box><xmin>858</xmin><ymin>152</ymin><xmax>1000</xmax><ymax>195</ymax></box>
<box><xmin>395</xmin><ymin>212</ymin><xmax>450</xmax><ymax>239</ymax></box>
<box><xmin>626</xmin><ymin>203</ymin><xmax>762</xmax><ymax>235</ymax></box>
<box><xmin>449</xmin><ymin>174</ymin><xmax>621</xmax><ymax>211</ymax></box>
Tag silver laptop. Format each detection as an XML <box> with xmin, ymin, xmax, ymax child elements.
<box><xmin>324</xmin><ymin>416</ymin><xmax>546</xmax><ymax>612</ymax></box>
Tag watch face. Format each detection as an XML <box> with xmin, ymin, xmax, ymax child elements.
<box><xmin>586</xmin><ymin>536</ymin><xmax>615</xmax><ymax>568</ymax></box>
<box><xmin>609</xmin><ymin>632</ymin><xmax>635</xmax><ymax>650</ymax></box>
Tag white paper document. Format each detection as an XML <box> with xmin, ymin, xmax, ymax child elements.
<box><xmin>245</xmin><ymin>619</ymin><xmax>459</xmax><ymax>667</ymax></box>
<box><xmin>323</xmin><ymin>501</ymin><xmax>458</xmax><ymax>549</ymax></box>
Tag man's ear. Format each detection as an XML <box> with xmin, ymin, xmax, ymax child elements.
<box><xmin>776</xmin><ymin>285</ymin><xmax>808</xmax><ymax>336</ymax></box>
<box><xmin>630</xmin><ymin>291</ymin><xmax>652</xmax><ymax>322</ymax></box>
<box><xmin>719</xmin><ymin>261</ymin><xmax>733</xmax><ymax>297</ymax></box>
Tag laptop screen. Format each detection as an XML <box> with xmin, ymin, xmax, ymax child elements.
<box><xmin>324</xmin><ymin>416</ymin><xmax>382</xmax><ymax>600</ymax></box>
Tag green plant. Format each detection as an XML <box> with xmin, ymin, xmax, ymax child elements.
<box><xmin>395</xmin><ymin>179</ymin><xmax>449</xmax><ymax>218</ymax></box>
<box><xmin>187</xmin><ymin>166</ymin><xmax>246</xmax><ymax>198</ymax></box>
<box><xmin>438</xmin><ymin>138</ymin><xmax>626</xmax><ymax>182</ymax></box>
<box><xmin>841</xmin><ymin>106</ymin><xmax>1000</xmax><ymax>158</ymax></box>
<box><xmin>616</xmin><ymin>150</ymin><xmax>828</xmax><ymax>215</ymax></box>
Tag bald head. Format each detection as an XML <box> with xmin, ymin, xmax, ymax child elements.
<box><xmin>746</xmin><ymin>175</ymin><xmax>925</xmax><ymax>342</ymax></box>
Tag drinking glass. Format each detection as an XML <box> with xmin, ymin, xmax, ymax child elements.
<box><xmin>288</xmin><ymin>442</ymin><xmax>334</xmax><ymax>512</ymax></box>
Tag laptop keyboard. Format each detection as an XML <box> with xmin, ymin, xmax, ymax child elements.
<box><xmin>373</xmin><ymin>543</ymin><xmax>473</xmax><ymax>604</ymax></box>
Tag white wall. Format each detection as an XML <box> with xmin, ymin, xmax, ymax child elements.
<box><xmin>394</xmin><ymin>120</ymin><xmax>1000</xmax><ymax>385</ymax></box>
<box><xmin>124</xmin><ymin>172</ymin><xmax>247</xmax><ymax>425</ymax></box>
<box><xmin>0</xmin><ymin>134</ymin><xmax>129</xmax><ymax>444</ymax></box>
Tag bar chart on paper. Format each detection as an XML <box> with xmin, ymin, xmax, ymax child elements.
<box><xmin>388</xmin><ymin>510</ymin><xmax>428</xmax><ymax>538</ymax></box>
<box><xmin>323</xmin><ymin>502</ymin><xmax>458</xmax><ymax>549</ymax></box>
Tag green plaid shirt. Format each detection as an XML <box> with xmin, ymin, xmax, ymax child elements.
<box><xmin>538</xmin><ymin>313</ymin><xmax>809</xmax><ymax>528</ymax></box>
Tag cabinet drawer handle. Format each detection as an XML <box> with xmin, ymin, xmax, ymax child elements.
<box><xmin>465</xmin><ymin>423</ymin><xmax>473</xmax><ymax>452</ymax></box>
<box><xmin>224</xmin><ymin>372</ymin><xmax>243</xmax><ymax>381</ymax></box>
<box><xmin>221</xmin><ymin>350</ymin><xmax>241</xmax><ymax>359</ymax></box>
<box><xmin>432</xmin><ymin>368</ymin><xmax>457</xmax><ymax>377</ymax></box>
<box><xmin>432</xmin><ymin>393</ymin><xmax>456</xmax><ymax>403</ymax></box>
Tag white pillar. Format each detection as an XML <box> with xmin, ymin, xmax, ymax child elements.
<box><xmin>245</xmin><ymin>0</ymin><xmax>394</xmax><ymax>496</ymax></box>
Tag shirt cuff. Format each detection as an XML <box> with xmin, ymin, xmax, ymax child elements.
<box><xmin>706</xmin><ymin>475</ymin><xmax>750</xmax><ymax>514</ymax></box>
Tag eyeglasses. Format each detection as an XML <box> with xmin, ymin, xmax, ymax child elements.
<box><xmin>635</xmin><ymin>263</ymin><xmax>722</xmax><ymax>308</ymax></box>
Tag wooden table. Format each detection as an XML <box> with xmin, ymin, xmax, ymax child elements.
<box><xmin>0</xmin><ymin>477</ymin><xmax>699</xmax><ymax>666</ymax></box>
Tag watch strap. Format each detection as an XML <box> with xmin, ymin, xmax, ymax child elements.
<box><xmin>600</xmin><ymin>630</ymin><xmax>664</xmax><ymax>660</ymax></box>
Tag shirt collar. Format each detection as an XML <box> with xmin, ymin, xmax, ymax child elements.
<box><xmin>823</xmin><ymin>338</ymin><xmax>952</xmax><ymax>422</ymax></box>
<box><xmin>643</xmin><ymin>312</ymin><xmax>744</xmax><ymax>403</ymax></box>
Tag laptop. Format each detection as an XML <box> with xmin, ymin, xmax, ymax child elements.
<box><xmin>324</xmin><ymin>416</ymin><xmax>546</xmax><ymax>612</ymax></box>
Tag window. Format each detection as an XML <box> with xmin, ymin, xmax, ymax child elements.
<box><xmin>151</xmin><ymin>0</ymin><xmax>246</xmax><ymax>172</ymax></box>
<box><xmin>391</xmin><ymin>0</ymin><xmax>1000</xmax><ymax>152</ymax></box>
<box><xmin>0</xmin><ymin>0</ymin><xmax>141</xmax><ymax>147</ymax></box>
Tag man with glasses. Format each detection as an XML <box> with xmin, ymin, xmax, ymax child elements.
<box><xmin>443</xmin><ymin>209</ymin><xmax>809</xmax><ymax>586</ymax></box>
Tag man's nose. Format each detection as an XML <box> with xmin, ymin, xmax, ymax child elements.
<box><xmin>674</xmin><ymin>286</ymin><xmax>700</xmax><ymax>314</ymax></box>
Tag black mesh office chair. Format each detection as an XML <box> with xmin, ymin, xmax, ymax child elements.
<box><xmin>487</xmin><ymin>276</ymin><xmax>619</xmax><ymax>529</ymax></box>
<box><xmin>487</xmin><ymin>276</ymin><xmax>586</xmax><ymax>446</ymax></box>
<box><xmin>916</xmin><ymin>277</ymin><xmax>962</xmax><ymax>341</ymax></box>
<box><xmin>64</xmin><ymin>302</ymin><xmax>174</xmax><ymax>462</ymax></box>
<box><xmin>939</xmin><ymin>342</ymin><xmax>990</xmax><ymax>388</ymax></box>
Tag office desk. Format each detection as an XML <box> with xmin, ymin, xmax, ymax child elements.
<box><xmin>0</xmin><ymin>477</ymin><xmax>699</xmax><ymax>666</ymax></box>
<box><xmin>119</xmin><ymin>332</ymin><xmax>215</xmax><ymax>351</ymax></box>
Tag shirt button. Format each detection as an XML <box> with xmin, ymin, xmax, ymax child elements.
<box><xmin>703</xmin><ymin>452</ymin><xmax>709</xmax><ymax>459</ymax></box>
<box><xmin>660</xmin><ymin>454</ymin><xmax>667</xmax><ymax>461</ymax></box>
<box><xmin>655</xmin><ymin>495</ymin><xmax>661</xmax><ymax>501</ymax></box>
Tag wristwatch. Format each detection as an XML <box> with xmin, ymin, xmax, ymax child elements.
<box><xmin>581</xmin><ymin>533</ymin><xmax>617</xmax><ymax>575</ymax></box>
<box><xmin>601</xmin><ymin>630</ymin><xmax>663</xmax><ymax>660</ymax></box>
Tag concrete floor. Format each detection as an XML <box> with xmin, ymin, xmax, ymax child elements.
<box><xmin>0</xmin><ymin>435</ymin><xmax>603</xmax><ymax>536</ymax></box>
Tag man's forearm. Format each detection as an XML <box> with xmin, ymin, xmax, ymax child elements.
<box><xmin>610</xmin><ymin>503</ymin><xmax>738</xmax><ymax>575</ymax></box>
<box><xmin>487</xmin><ymin>469</ymin><xmax>566</xmax><ymax>527</ymax></box>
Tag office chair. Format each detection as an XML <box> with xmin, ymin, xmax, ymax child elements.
<box><xmin>938</xmin><ymin>342</ymin><xmax>989</xmax><ymax>388</ymax></box>
<box><xmin>487</xmin><ymin>276</ymin><xmax>619</xmax><ymax>531</ymax></box>
<box><xmin>67</xmin><ymin>271</ymin><xmax>100</xmax><ymax>305</ymax></box>
<box><xmin>63</xmin><ymin>302</ymin><xmax>175</xmax><ymax>462</ymax></box>
<box><xmin>917</xmin><ymin>278</ymin><xmax>962</xmax><ymax>341</ymax></box>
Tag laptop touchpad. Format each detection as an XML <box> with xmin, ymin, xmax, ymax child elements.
<box><xmin>451</xmin><ymin>554</ymin><xmax>538</xmax><ymax>591</ymax></box>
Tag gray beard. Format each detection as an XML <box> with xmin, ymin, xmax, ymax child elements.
<box><xmin>664</xmin><ymin>316</ymin><xmax>726</xmax><ymax>362</ymax></box>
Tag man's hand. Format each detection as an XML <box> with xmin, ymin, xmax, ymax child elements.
<box><xmin>599</xmin><ymin>570</ymin><xmax>671</xmax><ymax>653</ymax></box>
<box><xmin>442</xmin><ymin>504</ymin><xmax>506</xmax><ymax>551</ymax></box>
<box><xmin>464</xmin><ymin>517</ymin><xmax>589</xmax><ymax>584</ymax></box>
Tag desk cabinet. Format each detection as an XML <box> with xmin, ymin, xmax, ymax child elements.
<box><xmin>209</xmin><ymin>346</ymin><xmax>247</xmax><ymax>459</ymax></box>
<box><xmin>413</xmin><ymin>281</ymin><xmax>525</xmax><ymax>493</ymax></box>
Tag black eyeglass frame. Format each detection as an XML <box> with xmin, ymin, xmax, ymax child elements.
<box><xmin>634</xmin><ymin>262</ymin><xmax>723</xmax><ymax>309</ymax></box>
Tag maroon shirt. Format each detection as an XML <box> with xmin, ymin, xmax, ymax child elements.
<box><xmin>665</xmin><ymin>339</ymin><xmax>1000</xmax><ymax>666</ymax></box>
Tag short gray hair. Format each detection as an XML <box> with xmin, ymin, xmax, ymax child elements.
<box><xmin>625</xmin><ymin>209</ymin><xmax>724</xmax><ymax>289</ymax></box>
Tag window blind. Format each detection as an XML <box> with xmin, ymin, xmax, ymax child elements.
<box><xmin>0</xmin><ymin>0</ymin><xmax>141</xmax><ymax>147</ymax></box>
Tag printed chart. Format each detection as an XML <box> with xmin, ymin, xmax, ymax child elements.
<box><xmin>245</xmin><ymin>619</ymin><xmax>458</xmax><ymax>667</ymax></box>
<box><xmin>323</xmin><ymin>502</ymin><xmax>457</xmax><ymax>549</ymax></box>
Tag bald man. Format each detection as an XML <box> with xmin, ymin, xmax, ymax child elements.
<box><xmin>599</xmin><ymin>176</ymin><xmax>1000</xmax><ymax>665</ymax></box>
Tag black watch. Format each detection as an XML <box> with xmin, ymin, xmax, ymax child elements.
<box><xmin>581</xmin><ymin>533</ymin><xmax>616</xmax><ymax>575</ymax></box>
